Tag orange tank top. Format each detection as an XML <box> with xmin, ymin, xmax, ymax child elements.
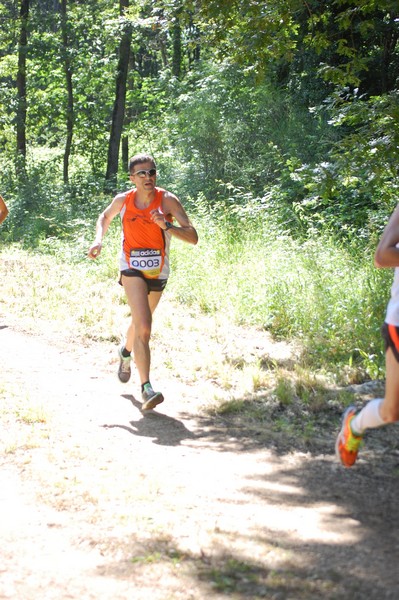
<box><xmin>120</xmin><ymin>187</ymin><xmax>169</xmax><ymax>279</ymax></box>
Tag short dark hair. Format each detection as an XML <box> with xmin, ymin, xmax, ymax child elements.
<box><xmin>128</xmin><ymin>154</ymin><xmax>156</xmax><ymax>173</ymax></box>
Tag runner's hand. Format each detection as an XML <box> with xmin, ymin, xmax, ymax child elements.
<box><xmin>88</xmin><ymin>242</ymin><xmax>102</xmax><ymax>259</ymax></box>
<box><xmin>150</xmin><ymin>209</ymin><xmax>168</xmax><ymax>230</ymax></box>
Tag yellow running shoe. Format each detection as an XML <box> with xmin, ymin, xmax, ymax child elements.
<box><xmin>335</xmin><ymin>406</ymin><xmax>363</xmax><ymax>467</ymax></box>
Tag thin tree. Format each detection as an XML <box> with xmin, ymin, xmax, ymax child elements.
<box><xmin>171</xmin><ymin>7</ymin><xmax>182</xmax><ymax>78</ymax></box>
<box><xmin>16</xmin><ymin>0</ymin><xmax>30</xmax><ymax>176</ymax></box>
<box><xmin>121</xmin><ymin>50</ymin><xmax>136</xmax><ymax>171</ymax></box>
<box><xmin>60</xmin><ymin>0</ymin><xmax>74</xmax><ymax>184</ymax></box>
<box><xmin>105</xmin><ymin>0</ymin><xmax>132</xmax><ymax>183</ymax></box>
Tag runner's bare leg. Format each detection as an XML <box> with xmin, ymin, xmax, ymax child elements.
<box><xmin>380</xmin><ymin>346</ymin><xmax>399</xmax><ymax>423</ymax></box>
<box><xmin>122</xmin><ymin>275</ymin><xmax>162</xmax><ymax>384</ymax></box>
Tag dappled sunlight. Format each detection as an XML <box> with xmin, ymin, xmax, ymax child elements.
<box><xmin>0</xmin><ymin>247</ymin><xmax>397</xmax><ymax>598</ymax></box>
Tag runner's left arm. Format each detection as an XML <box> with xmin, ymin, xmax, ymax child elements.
<box><xmin>151</xmin><ymin>192</ymin><xmax>198</xmax><ymax>245</ymax></box>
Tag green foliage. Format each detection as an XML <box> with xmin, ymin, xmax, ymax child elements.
<box><xmin>158</xmin><ymin>60</ymin><xmax>333</xmax><ymax>202</ymax></box>
<box><xmin>274</xmin><ymin>90</ymin><xmax>399</xmax><ymax>241</ymax></box>
<box><xmin>275</xmin><ymin>377</ymin><xmax>294</xmax><ymax>407</ymax></box>
<box><xmin>195</xmin><ymin>0</ymin><xmax>302</xmax><ymax>68</ymax></box>
<box><xmin>303</xmin><ymin>0</ymin><xmax>399</xmax><ymax>92</ymax></box>
<box><xmin>1</xmin><ymin>0</ymin><xmax>397</xmax><ymax>230</ymax></box>
<box><xmin>0</xmin><ymin>0</ymin><xmax>397</xmax><ymax>388</ymax></box>
<box><xmin>0</xmin><ymin>190</ymin><xmax>391</xmax><ymax>380</ymax></box>
<box><xmin>5</xmin><ymin>155</ymin><xmax>109</xmax><ymax>246</ymax></box>
<box><xmin>168</xmin><ymin>193</ymin><xmax>389</xmax><ymax>377</ymax></box>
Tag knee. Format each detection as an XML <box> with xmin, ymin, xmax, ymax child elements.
<box><xmin>134</xmin><ymin>319</ymin><xmax>152</xmax><ymax>342</ymax></box>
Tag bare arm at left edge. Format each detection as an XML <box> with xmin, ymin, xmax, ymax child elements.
<box><xmin>0</xmin><ymin>195</ymin><xmax>9</xmax><ymax>225</ymax></box>
<box><xmin>374</xmin><ymin>204</ymin><xmax>399</xmax><ymax>268</ymax></box>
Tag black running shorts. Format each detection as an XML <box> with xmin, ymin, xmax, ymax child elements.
<box><xmin>119</xmin><ymin>269</ymin><xmax>167</xmax><ymax>294</ymax></box>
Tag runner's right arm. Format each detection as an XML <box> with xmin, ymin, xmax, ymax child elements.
<box><xmin>87</xmin><ymin>193</ymin><xmax>126</xmax><ymax>259</ymax></box>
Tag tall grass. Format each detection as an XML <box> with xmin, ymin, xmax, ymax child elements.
<box><xmin>0</xmin><ymin>197</ymin><xmax>391</xmax><ymax>378</ymax></box>
<box><xmin>167</xmin><ymin>201</ymin><xmax>391</xmax><ymax>378</ymax></box>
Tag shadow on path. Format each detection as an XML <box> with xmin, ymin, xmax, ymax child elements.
<box><xmin>101</xmin><ymin>394</ymin><xmax>197</xmax><ymax>446</ymax></box>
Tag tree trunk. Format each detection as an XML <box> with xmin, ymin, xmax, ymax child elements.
<box><xmin>16</xmin><ymin>0</ymin><xmax>30</xmax><ymax>176</ymax></box>
<box><xmin>121</xmin><ymin>135</ymin><xmax>129</xmax><ymax>171</ymax></box>
<box><xmin>172</xmin><ymin>10</ymin><xmax>182</xmax><ymax>78</ymax></box>
<box><xmin>188</xmin><ymin>18</ymin><xmax>201</xmax><ymax>67</ymax></box>
<box><xmin>380</xmin><ymin>11</ymin><xmax>399</xmax><ymax>94</ymax></box>
<box><xmin>60</xmin><ymin>0</ymin><xmax>74</xmax><ymax>184</ymax></box>
<box><xmin>121</xmin><ymin>51</ymin><xmax>136</xmax><ymax>172</ymax></box>
<box><xmin>105</xmin><ymin>0</ymin><xmax>132</xmax><ymax>183</ymax></box>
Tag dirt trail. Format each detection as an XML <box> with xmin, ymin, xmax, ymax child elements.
<box><xmin>0</xmin><ymin>317</ymin><xmax>399</xmax><ymax>600</ymax></box>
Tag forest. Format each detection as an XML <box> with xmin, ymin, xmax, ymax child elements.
<box><xmin>1</xmin><ymin>0</ymin><xmax>399</xmax><ymax>378</ymax></box>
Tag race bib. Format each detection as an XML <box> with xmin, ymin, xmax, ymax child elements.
<box><xmin>129</xmin><ymin>248</ymin><xmax>162</xmax><ymax>278</ymax></box>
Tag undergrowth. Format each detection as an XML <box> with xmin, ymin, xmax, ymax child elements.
<box><xmin>0</xmin><ymin>196</ymin><xmax>390</xmax><ymax>442</ymax></box>
<box><xmin>0</xmin><ymin>198</ymin><xmax>390</xmax><ymax>380</ymax></box>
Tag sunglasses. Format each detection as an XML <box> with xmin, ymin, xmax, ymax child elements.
<box><xmin>131</xmin><ymin>168</ymin><xmax>157</xmax><ymax>178</ymax></box>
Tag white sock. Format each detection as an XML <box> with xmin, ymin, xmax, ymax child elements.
<box><xmin>351</xmin><ymin>398</ymin><xmax>384</xmax><ymax>435</ymax></box>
